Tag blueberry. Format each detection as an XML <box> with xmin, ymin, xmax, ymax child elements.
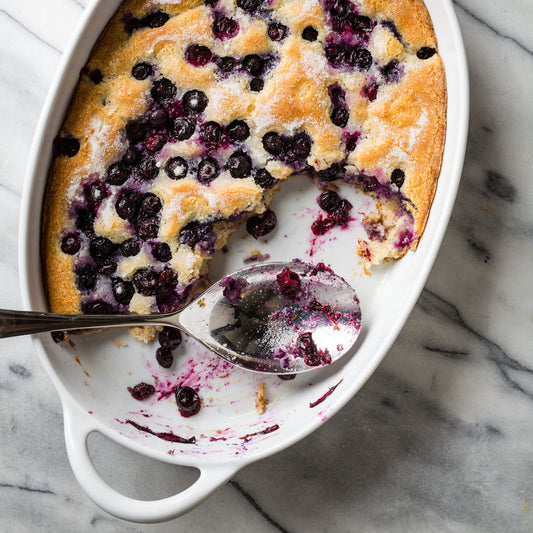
<box><xmin>330</xmin><ymin>198</ymin><xmax>353</xmax><ymax>225</ymax></box>
<box><xmin>200</xmin><ymin>121</ymin><xmax>224</xmax><ymax>145</ymax></box>
<box><xmin>166</xmin><ymin>156</ymin><xmax>188</xmax><ymax>179</ymax></box>
<box><xmin>126</xmin><ymin>119</ymin><xmax>147</xmax><ymax>144</ymax></box>
<box><xmin>82</xmin><ymin>300</ymin><xmax>114</xmax><ymax>315</ymax></box>
<box><xmin>76</xmin><ymin>265</ymin><xmax>97</xmax><ymax>291</ymax></box>
<box><xmin>391</xmin><ymin>168</ymin><xmax>405</xmax><ymax>188</ymax></box>
<box><xmin>90</xmin><ymin>236</ymin><xmax>117</xmax><ymax>261</ymax></box>
<box><xmin>185</xmin><ymin>44</ymin><xmax>213</xmax><ymax>66</ymax></box>
<box><xmin>253</xmin><ymin>168</ymin><xmax>276</xmax><ymax>189</ymax></box>
<box><xmin>361</xmin><ymin>78</ymin><xmax>379</xmax><ymax>101</ymax></box>
<box><xmin>115</xmin><ymin>189</ymin><xmax>141</xmax><ymax>220</ymax></box>
<box><xmin>61</xmin><ymin>233</ymin><xmax>81</xmax><ymax>255</ymax></box>
<box><xmin>85</xmin><ymin>181</ymin><xmax>109</xmax><ymax>205</ymax></box>
<box><xmin>75</xmin><ymin>208</ymin><xmax>95</xmax><ymax>236</ymax></box>
<box><xmin>317</xmin><ymin>190</ymin><xmax>341</xmax><ymax>212</ymax></box>
<box><xmin>351</xmin><ymin>15</ymin><xmax>372</xmax><ymax>33</ymax></box>
<box><xmin>151</xmin><ymin>77</ymin><xmax>177</xmax><ymax>102</ymax></box>
<box><xmin>172</xmin><ymin>117</ymin><xmax>196</xmax><ymax>140</ymax></box>
<box><xmin>156</xmin><ymin>346</ymin><xmax>174</xmax><ymax>368</ymax></box>
<box><xmin>137</xmin><ymin>157</ymin><xmax>159</xmax><ymax>181</ymax></box>
<box><xmin>182</xmin><ymin>90</ymin><xmax>208</xmax><ymax>113</ymax></box>
<box><xmin>317</xmin><ymin>163</ymin><xmax>344</xmax><ymax>182</ymax></box>
<box><xmin>197</xmin><ymin>157</ymin><xmax>219</xmax><ymax>183</ymax></box>
<box><xmin>88</xmin><ymin>69</ymin><xmax>103</xmax><ymax>84</ymax></box>
<box><xmin>268</xmin><ymin>22</ymin><xmax>288</xmax><ymax>41</ymax></box>
<box><xmin>217</xmin><ymin>56</ymin><xmax>236</xmax><ymax>72</ymax></box>
<box><xmin>144</xmin><ymin>11</ymin><xmax>170</xmax><ymax>28</ymax></box>
<box><xmin>132</xmin><ymin>62</ymin><xmax>152</xmax><ymax>80</ymax></box>
<box><xmin>311</xmin><ymin>216</ymin><xmax>337</xmax><ymax>236</ymax></box>
<box><xmin>157</xmin><ymin>267</ymin><xmax>178</xmax><ymax>291</ymax></box>
<box><xmin>347</xmin><ymin>48</ymin><xmax>372</xmax><ymax>70</ymax></box>
<box><xmin>127</xmin><ymin>382</ymin><xmax>155</xmax><ymax>401</ymax></box>
<box><xmin>112</xmin><ymin>277</ymin><xmax>135</xmax><ymax>305</ymax></box>
<box><xmin>147</xmin><ymin>108</ymin><xmax>168</xmax><ymax>128</ymax></box>
<box><xmin>325</xmin><ymin>43</ymin><xmax>344</xmax><ymax>65</ymax></box>
<box><xmin>331</xmin><ymin>0</ymin><xmax>350</xmax><ymax>18</ymax></box>
<box><xmin>122</xmin><ymin>147</ymin><xmax>141</xmax><ymax>166</ymax></box>
<box><xmin>302</xmin><ymin>26</ymin><xmax>318</xmax><ymax>41</ymax></box>
<box><xmin>249</xmin><ymin>78</ymin><xmax>264</xmax><ymax>92</ymax></box>
<box><xmin>120</xmin><ymin>238</ymin><xmax>141</xmax><ymax>257</ymax></box>
<box><xmin>226</xmin><ymin>119</ymin><xmax>250</xmax><ymax>141</ymax></box>
<box><xmin>159</xmin><ymin>327</ymin><xmax>182</xmax><ymax>349</ymax></box>
<box><xmin>212</xmin><ymin>16</ymin><xmax>239</xmax><ymax>39</ymax></box>
<box><xmin>227</xmin><ymin>151</ymin><xmax>252</xmax><ymax>178</ymax></box>
<box><xmin>331</xmin><ymin>106</ymin><xmax>349</xmax><ymax>127</ymax></box>
<box><xmin>53</xmin><ymin>136</ymin><xmax>80</xmax><ymax>158</ymax></box>
<box><xmin>145</xmin><ymin>132</ymin><xmax>167</xmax><ymax>153</ymax></box>
<box><xmin>242</xmin><ymin>54</ymin><xmax>264</xmax><ymax>76</ymax></box>
<box><xmin>136</xmin><ymin>218</ymin><xmax>159</xmax><ymax>240</ymax></box>
<box><xmin>381</xmin><ymin>59</ymin><xmax>403</xmax><ymax>83</ymax></box>
<box><xmin>246</xmin><ymin>209</ymin><xmax>277</xmax><ymax>238</ymax></box>
<box><xmin>291</xmin><ymin>132</ymin><xmax>312</xmax><ymax>159</ymax></box>
<box><xmin>179</xmin><ymin>220</ymin><xmax>214</xmax><ymax>247</ymax></box>
<box><xmin>417</xmin><ymin>47</ymin><xmax>436</xmax><ymax>60</ymax></box>
<box><xmin>276</xmin><ymin>267</ymin><xmax>301</xmax><ymax>298</ymax></box>
<box><xmin>236</xmin><ymin>0</ymin><xmax>263</xmax><ymax>14</ymax></box>
<box><xmin>106</xmin><ymin>162</ymin><xmax>130</xmax><ymax>186</ymax></box>
<box><xmin>140</xmin><ymin>193</ymin><xmax>162</xmax><ymax>217</ymax></box>
<box><xmin>98</xmin><ymin>258</ymin><xmax>117</xmax><ymax>276</ymax></box>
<box><xmin>262</xmin><ymin>132</ymin><xmax>286</xmax><ymax>156</ymax></box>
<box><xmin>152</xmin><ymin>241</ymin><xmax>172</xmax><ymax>262</ymax></box>
<box><xmin>132</xmin><ymin>268</ymin><xmax>159</xmax><ymax>295</ymax></box>
<box><xmin>174</xmin><ymin>386</ymin><xmax>201</xmax><ymax>417</ymax></box>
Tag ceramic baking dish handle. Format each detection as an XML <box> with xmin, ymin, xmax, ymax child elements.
<box><xmin>62</xmin><ymin>403</ymin><xmax>237</xmax><ymax>523</ymax></box>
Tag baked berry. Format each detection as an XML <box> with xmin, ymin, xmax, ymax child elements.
<box><xmin>132</xmin><ymin>62</ymin><xmax>152</xmax><ymax>80</ymax></box>
<box><xmin>89</xmin><ymin>236</ymin><xmax>117</xmax><ymax>261</ymax></box>
<box><xmin>227</xmin><ymin>151</ymin><xmax>252</xmax><ymax>178</ymax></box>
<box><xmin>158</xmin><ymin>267</ymin><xmax>178</xmax><ymax>290</ymax></box>
<box><xmin>330</xmin><ymin>198</ymin><xmax>353</xmax><ymax>225</ymax></box>
<box><xmin>302</xmin><ymin>26</ymin><xmax>318</xmax><ymax>41</ymax></box>
<box><xmin>126</xmin><ymin>119</ymin><xmax>147</xmax><ymax>144</ymax></box>
<box><xmin>140</xmin><ymin>193</ymin><xmax>162</xmax><ymax>217</ymax></box>
<box><xmin>381</xmin><ymin>59</ymin><xmax>403</xmax><ymax>83</ymax></box>
<box><xmin>296</xmin><ymin>332</ymin><xmax>330</xmax><ymax>366</ymax></box>
<box><xmin>318</xmin><ymin>163</ymin><xmax>344</xmax><ymax>182</ymax></box>
<box><xmin>147</xmin><ymin>108</ymin><xmax>168</xmax><ymax>128</ymax></box>
<box><xmin>242</xmin><ymin>54</ymin><xmax>264</xmax><ymax>76</ymax></box>
<box><xmin>263</xmin><ymin>131</ymin><xmax>286</xmax><ymax>156</ymax></box>
<box><xmin>106</xmin><ymin>162</ymin><xmax>130</xmax><ymax>186</ymax></box>
<box><xmin>51</xmin><ymin>331</ymin><xmax>65</xmax><ymax>343</ymax></box>
<box><xmin>361</xmin><ymin>77</ymin><xmax>379</xmax><ymax>101</ymax></box>
<box><xmin>246</xmin><ymin>209</ymin><xmax>277</xmax><ymax>238</ymax></box>
<box><xmin>132</xmin><ymin>268</ymin><xmax>159</xmax><ymax>296</ymax></box>
<box><xmin>115</xmin><ymin>189</ymin><xmax>141</xmax><ymax>220</ymax></box>
<box><xmin>88</xmin><ymin>68</ymin><xmax>103</xmax><ymax>84</ymax></box>
<box><xmin>249</xmin><ymin>78</ymin><xmax>264</xmax><ymax>92</ymax></box>
<box><xmin>268</xmin><ymin>22</ymin><xmax>287</xmax><ymax>41</ymax></box>
<box><xmin>345</xmin><ymin>132</ymin><xmax>360</xmax><ymax>152</ymax></box>
<box><xmin>276</xmin><ymin>267</ymin><xmax>300</xmax><ymax>298</ymax></box>
<box><xmin>200</xmin><ymin>121</ymin><xmax>224</xmax><ymax>145</ymax></box>
<box><xmin>151</xmin><ymin>77</ymin><xmax>177</xmax><ymax>102</ymax></box>
<box><xmin>152</xmin><ymin>241</ymin><xmax>171</xmax><ymax>262</ymax></box>
<box><xmin>185</xmin><ymin>44</ymin><xmax>213</xmax><ymax>66</ymax></box>
<box><xmin>291</xmin><ymin>132</ymin><xmax>312</xmax><ymax>159</ymax></box>
<box><xmin>226</xmin><ymin>119</ymin><xmax>250</xmax><ymax>141</ymax></box>
<box><xmin>166</xmin><ymin>156</ymin><xmax>188</xmax><ymax>179</ymax></box>
<box><xmin>351</xmin><ymin>15</ymin><xmax>372</xmax><ymax>33</ymax></box>
<box><xmin>197</xmin><ymin>157</ymin><xmax>219</xmax><ymax>183</ymax></box>
<box><xmin>331</xmin><ymin>106</ymin><xmax>349</xmax><ymax>127</ymax></box>
<box><xmin>98</xmin><ymin>258</ymin><xmax>117</xmax><ymax>276</ymax></box>
<box><xmin>317</xmin><ymin>190</ymin><xmax>342</xmax><ymax>212</ymax></box>
<box><xmin>120</xmin><ymin>238</ymin><xmax>141</xmax><ymax>257</ymax></box>
<box><xmin>82</xmin><ymin>300</ymin><xmax>114</xmax><ymax>315</ymax></box>
<box><xmin>53</xmin><ymin>136</ymin><xmax>80</xmax><ymax>157</ymax></box>
<box><xmin>254</xmin><ymin>168</ymin><xmax>276</xmax><ymax>189</ymax></box>
<box><xmin>183</xmin><ymin>90</ymin><xmax>208</xmax><ymax>113</ymax></box>
<box><xmin>217</xmin><ymin>56</ymin><xmax>236</xmax><ymax>72</ymax></box>
<box><xmin>75</xmin><ymin>208</ymin><xmax>95</xmax><ymax>236</ymax></box>
<box><xmin>112</xmin><ymin>277</ymin><xmax>135</xmax><ymax>305</ymax></box>
<box><xmin>174</xmin><ymin>386</ymin><xmax>201</xmax><ymax>417</ymax></box>
<box><xmin>179</xmin><ymin>220</ymin><xmax>214</xmax><ymax>247</ymax></box>
<box><xmin>122</xmin><ymin>147</ymin><xmax>141</xmax><ymax>166</ymax></box>
<box><xmin>144</xmin><ymin>11</ymin><xmax>170</xmax><ymax>28</ymax></box>
<box><xmin>156</xmin><ymin>346</ymin><xmax>174</xmax><ymax>368</ymax></box>
<box><xmin>348</xmin><ymin>48</ymin><xmax>372</xmax><ymax>70</ymax></box>
<box><xmin>128</xmin><ymin>382</ymin><xmax>155</xmax><ymax>401</ymax></box>
<box><xmin>137</xmin><ymin>157</ymin><xmax>159</xmax><ymax>181</ymax></box>
<box><xmin>212</xmin><ymin>16</ymin><xmax>239</xmax><ymax>39</ymax></box>
<box><xmin>145</xmin><ymin>132</ymin><xmax>167</xmax><ymax>153</ymax></box>
<box><xmin>76</xmin><ymin>265</ymin><xmax>97</xmax><ymax>291</ymax></box>
<box><xmin>331</xmin><ymin>0</ymin><xmax>350</xmax><ymax>18</ymax></box>
<box><xmin>85</xmin><ymin>181</ymin><xmax>108</xmax><ymax>205</ymax></box>
<box><xmin>236</xmin><ymin>0</ymin><xmax>263</xmax><ymax>14</ymax></box>
<box><xmin>136</xmin><ymin>217</ymin><xmax>159</xmax><ymax>240</ymax></box>
<box><xmin>172</xmin><ymin>117</ymin><xmax>196</xmax><ymax>140</ymax></box>
<box><xmin>417</xmin><ymin>47</ymin><xmax>436</xmax><ymax>60</ymax></box>
<box><xmin>391</xmin><ymin>168</ymin><xmax>405</xmax><ymax>188</ymax></box>
<box><xmin>311</xmin><ymin>216</ymin><xmax>336</xmax><ymax>235</ymax></box>
<box><xmin>61</xmin><ymin>233</ymin><xmax>81</xmax><ymax>255</ymax></box>
<box><xmin>325</xmin><ymin>43</ymin><xmax>344</xmax><ymax>65</ymax></box>
<box><xmin>159</xmin><ymin>327</ymin><xmax>182</xmax><ymax>349</ymax></box>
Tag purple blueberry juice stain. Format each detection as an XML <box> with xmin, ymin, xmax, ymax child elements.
<box><xmin>239</xmin><ymin>424</ymin><xmax>279</xmax><ymax>442</ymax></box>
<box><xmin>309</xmin><ymin>379</ymin><xmax>343</xmax><ymax>408</ymax></box>
<box><xmin>125</xmin><ymin>419</ymin><xmax>196</xmax><ymax>443</ymax></box>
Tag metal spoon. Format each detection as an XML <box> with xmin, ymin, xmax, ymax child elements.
<box><xmin>0</xmin><ymin>262</ymin><xmax>361</xmax><ymax>374</ymax></box>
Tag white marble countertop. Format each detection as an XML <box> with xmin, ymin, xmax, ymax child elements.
<box><xmin>1</xmin><ymin>1</ymin><xmax>532</xmax><ymax>531</ymax></box>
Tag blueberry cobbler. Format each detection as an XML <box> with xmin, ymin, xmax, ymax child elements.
<box><xmin>43</xmin><ymin>0</ymin><xmax>446</xmax><ymax>344</ymax></box>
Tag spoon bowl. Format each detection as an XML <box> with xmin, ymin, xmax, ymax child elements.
<box><xmin>0</xmin><ymin>261</ymin><xmax>361</xmax><ymax>374</ymax></box>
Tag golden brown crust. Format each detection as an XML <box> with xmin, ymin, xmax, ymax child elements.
<box><xmin>43</xmin><ymin>0</ymin><xmax>446</xmax><ymax>314</ymax></box>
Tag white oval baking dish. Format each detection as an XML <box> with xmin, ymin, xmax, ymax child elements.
<box><xmin>18</xmin><ymin>0</ymin><xmax>468</xmax><ymax>523</ymax></box>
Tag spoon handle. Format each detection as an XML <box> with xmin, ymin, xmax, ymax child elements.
<box><xmin>0</xmin><ymin>309</ymin><xmax>174</xmax><ymax>339</ymax></box>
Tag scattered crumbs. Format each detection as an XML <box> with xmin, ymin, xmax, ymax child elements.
<box><xmin>482</xmin><ymin>206</ymin><xmax>488</xmax><ymax>211</ymax></box>
<box><xmin>112</xmin><ymin>339</ymin><xmax>128</xmax><ymax>348</ymax></box>
<box><xmin>127</xmin><ymin>370</ymin><xmax>132</xmax><ymax>375</ymax></box>
<box><xmin>333</xmin><ymin>324</ymin><xmax>339</xmax><ymax>330</ymax></box>
<box><xmin>255</xmin><ymin>382</ymin><xmax>268</xmax><ymax>414</ymax></box>
<box><xmin>241</xmin><ymin>234</ymin><xmax>248</xmax><ymax>240</ymax></box>
<box><xmin>68</xmin><ymin>339</ymin><xmax>76</xmax><ymax>349</ymax></box>
<box><xmin>74</xmin><ymin>355</ymin><xmax>90</xmax><ymax>377</ymax></box>
<box><xmin>523</xmin><ymin>498</ymin><xmax>530</xmax><ymax>514</ymax></box>
<box><xmin>197</xmin><ymin>298</ymin><xmax>206</xmax><ymax>308</ymax></box>
<box><xmin>243</xmin><ymin>248</ymin><xmax>270</xmax><ymax>263</ymax></box>
<box><xmin>219</xmin><ymin>373</ymin><xmax>229</xmax><ymax>378</ymax></box>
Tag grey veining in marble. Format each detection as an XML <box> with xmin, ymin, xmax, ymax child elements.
<box><xmin>0</xmin><ymin>0</ymin><xmax>532</xmax><ymax>531</ymax></box>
